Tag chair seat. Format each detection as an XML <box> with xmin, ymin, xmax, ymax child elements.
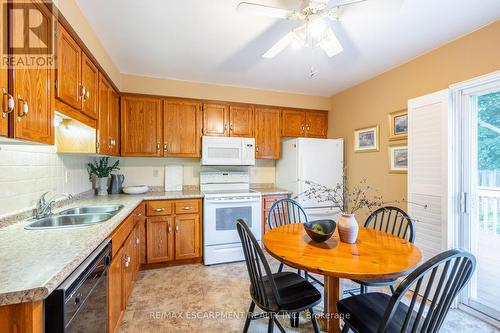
<box><xmin>352</xmin><ymin>278</ymin><xmax>397</xmax><ymax>287</ymax></box>
<box><xmin>337</xmin><ymin>292</ymin><xmax>417</xmax><ymax>333</ymax></box>
<box><xmin>260</xmin><ymin>272</ymin><xmax>322</xmax><ymax>312</ymax></box>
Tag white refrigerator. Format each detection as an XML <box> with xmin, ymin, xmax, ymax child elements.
<box><xmin>276</xmin><ymin>138</ymin><xmax>344</xmax><ymax>221</ymax></box>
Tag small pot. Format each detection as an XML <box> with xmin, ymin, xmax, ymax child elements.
<box><xmin>338</xmin><ymin>213</ymin><xmax>359</xmax><ymax>244</ymax></box>
<box><xmin>96</xmin><ymin>177</ymin><xmax>110</xmax><ymax>196</ymax></box>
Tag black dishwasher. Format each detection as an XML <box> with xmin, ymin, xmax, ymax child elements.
<box><xmin>45</xmin><ymin>238</ymin><xmax>112</xmax><ymax>333</ymax></box>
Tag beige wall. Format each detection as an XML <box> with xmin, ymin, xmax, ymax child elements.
<box><xmin>54</xmin><ymin>0</ymin><xmax>122</xmax><ymax>87</ymax></box>
<box><xmin>121</xmin><ymin>74</ymin><xmax>331</xmax><ymax>110</ymax></box>
<box><xmin>328</xmin><ymin>20</ymin><xmax>500</xmax><ymax>221</ymax></box>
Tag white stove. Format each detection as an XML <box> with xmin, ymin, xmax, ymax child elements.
<box><xmin>201</xmin><ymin>171</ymin><xmax>262</xmax><ymax>265</ymax></box>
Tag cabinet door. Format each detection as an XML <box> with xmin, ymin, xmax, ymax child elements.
<box><xmin>122</xmin><ymin>233</ymin><xmax>134</xmax><ymax>307</ymax></box>
<box><xmin>56</xmin><ymin>22</ymin><xmax>82</xmax><ymax>110</ymax></box>
<box><xmin>97</xmin><ymin>75</ymin><xmax>111</xmax><ymax>154</ymax></box>
<box><xmin>175</xmin><ymin>214</ymin><xmax>201</xmax><ymax>260</ymax></box>
<box><xmin>229</xmin><ymin>105</ymin><xmax>253</xmax><ymax>137</ymax></box>
<box><xmin>281</xmin><ymin>110</ymin><xmax>306</xmax><ymax>137</ymax></box>
<box><xmin>146</xmin><ymin>216</ymin><xmax>174</xmax><ymax>263</ymax></box>
<box><xmin>121</xmin><ymin>96</ymin><xmax>163</xmax><ymax>157</ymax></box>
<box><xmin>164</xmin><ymin>100</ymin><xmax>202</xmax><ymax>157</ymax></box>
<box><xmin>10</xmin><ymin>2</ymin><xmax>53</xmax><ymax>144</ymax></box>
<box><xmin>202</xmin><ymin>103</ymin><xmax>228</xmax><ymax>136</ymax></box>
<box><xmin>81</xmin><ymin>53</ymin><xmax>99</xmax><ymax>119</ymax></box>
<box><xmin>108</xmin><ymin>246</ymin><xmax>123</xmax><ymax>333</ymax></box>
<box><xmin>305</xmin><ymin>111</ymin><xmax>328</xmax><ymax>138</ymax></box>
<box><xmin>135</xmin><ymin>204</ymin><xmax>147</xmax><ymax>266</ymax></box>
<box><xmin>0</xmin><ymin>0</ymin><xmax>8</xmax><ymax>137</ymax></box>
<box><xmin>255</xmin><ymin>108</ymin><xmax>281</xmax><ymax>159</ymax></box>
<box><xmin>109</xmin><ymin>89</ymin><xmax>120</xmax><ymax>156</ymax></box>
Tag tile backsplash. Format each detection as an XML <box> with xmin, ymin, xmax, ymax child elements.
<box><xmin>0</xmin><ymin>144</ymin><xmax>92</xmax><ymax>217</ymax></box>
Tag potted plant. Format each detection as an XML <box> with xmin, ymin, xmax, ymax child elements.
<box><xmin>87</xmin><ymin>157</ymin><xmax>120</xmax><ymax>196</ymax></box>
<box><xmin>297</xmin><ymin>176</ymin><xmax>385</xmax><ymax>244</ymax></box>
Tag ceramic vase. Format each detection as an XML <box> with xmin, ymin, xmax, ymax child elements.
<box><xmin>96</xmin><ymin>177</ymin><xmax>109</xmax><ymax>196</ymax></box>
<box><xmin>338</xmin><ymin>213</ymin><xmax>359</xmax><ymax>244</ymax></box>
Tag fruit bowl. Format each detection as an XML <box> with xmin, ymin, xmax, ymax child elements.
<box><xmin>303</xmin><ymin>219</ymin><xmax>337</xmax><ymax>243</ymax></box>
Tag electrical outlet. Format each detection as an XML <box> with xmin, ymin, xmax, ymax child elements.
<box><xmin>153</xmin><ymin>168</ymin><xmax>159</xmax><ymax>177</ymax></box>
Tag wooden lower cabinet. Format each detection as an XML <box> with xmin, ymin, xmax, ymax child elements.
<box><xmin>175</xmin><ymin>214</ymin><xmax>201</xmax><ymax>260</ymax></box>
<box><xmin>146</xmin><ymin>216</ymin><xmax>175</xmax><ymax>263</ymax></box>
<box><xmin>145</xmin><ymin>199</ymin><xmax>203</xmax><ymax>265</ymax></box>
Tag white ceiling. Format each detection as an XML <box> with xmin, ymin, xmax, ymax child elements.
<box><xmin>75</xmin><ymin>0</ymin><xmax>500</xmax><ymax>96</ymax></box>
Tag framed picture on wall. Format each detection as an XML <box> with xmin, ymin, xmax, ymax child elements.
<box><xmin>389</xmin><ymin>143</ymin><xmax>408</xmax><ymax>173</ymax></box>
<box><xmin>388</xmin><ymin>110</ymin><xmax>408</xmax><ymax>141</ymax></box>
<box><xmin>354</xmin><ymin>125</ymin><xmax>379</xmax><ymax>152</ymax></box>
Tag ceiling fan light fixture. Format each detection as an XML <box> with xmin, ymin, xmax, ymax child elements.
<box><xmin>307</xmin><ymin>15</ymin><xmax>327</xmax><ymax>39</ymax></box>
<box><xmin>318</xmin><ymin>28</ymin><xmax>343</xmax><ymax>57</ymax></box>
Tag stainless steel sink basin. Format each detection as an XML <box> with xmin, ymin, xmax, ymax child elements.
<box><xmin>58</xmin><ymin>204</ymin><xmax>124</xmax><ymax>215</ymax></box>
<box><xmin>25</xmin><ymin>213</ymin><xmax>113</xmax><ymax>230</ymax></box>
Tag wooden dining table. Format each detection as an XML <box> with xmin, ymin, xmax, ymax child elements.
<box><xmin>263</xmin><ymin>224</ymin><xmax>422</xmax><ymax>333</ymax></box>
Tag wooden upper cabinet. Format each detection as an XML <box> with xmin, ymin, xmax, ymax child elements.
<box><xmin>9</xmin><ymin>1</ymin><xmax>53</xmax><ymax>144</ymax></box>
<box><xmin>97</xmin><ymin>75</ymin><xmax>111</xmax><ymax>154</ymax></box>
<box><xmin>146</xmin><ymin>216</ymin><xmax>175</xmax><ymax>264</ymax></box>
<box><xmin>174</xmin><ymin>214</ymin><xmax>201</xmax><ymax>260</ymax></box>
<box><xmin>121</xmin><ymin>96</ymin><xmax>163</xmax><ymax>157</ymax></box>
<box><xmin>255</xmin><ymin>108</ymin><xmax>281</xmax><ymax>159</ymax></box>
<box><xmin>57</xmin><ymin>22</ymin><xmax>82</xmax><ymax>110</ymax></box>
<box><xmin>81</xmin><ymin>53</ymin><xmax>99</xmax><ymax>119</ymax></box>
<box><xmin>229</xmin><ymin>105</ymin><xmax>253</xmax><ymax>137</ymax></box>
<box><xmin>0</xmin><ymin>0</ymin><xmax>8</xmax><ymax>137</ymax></box>
<box><xmin>109</xmin><ymin>89</ymin><xmax>120</xmax><ymax>156</ymax></box>
<box><xmin>282</xmin><ymin>110</ymin><xmax>306</xmax><ymax>137</ymax></box>
<box><xmin>305</xmin><ymin>111</ymin><xmax>328</xmax><ymax>138</ymax></box>
<box><xmin>203</xmin><ymin>103</ymin><xmax>228</xmax><ymax>136</ymax></box>
<box><xmin>164</xmin><ymin>100</ymin><xmax>202</xmax><ymax>158</ymax></box>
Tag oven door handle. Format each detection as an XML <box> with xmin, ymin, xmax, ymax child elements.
<box><xmin>205</xmin><ymin>198</ymin><xmax>261</xmax><ymax>204</ymax></box>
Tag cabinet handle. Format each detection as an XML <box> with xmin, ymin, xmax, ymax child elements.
<box><xmin>154</xmin><ymin>208</ymin><xmax>165</xmax><ymax>212</ymax></box>
<box><xmin>163</xmin><ymin>143</ymin><xmax>168</xmax><ymax>151</ymax></box>
<box><xmin>17</xmin><ymin>96</ymin><xmax>28</xmax><ymax>118</ymax></box>
<box><xmin>156</xmin><ymin>143</ymin><xmax>161</xmax><ymax>151</ymax></box>
<box><xmin>80</xmin><ymin>85</ymin><xmax>86</xmax><ymax>100</ymax></box>
<box><xmin>136</xmin><ymin>213</ymin><xmax>142</xmax><ymax>216</ymax></box>
<box><xmin>224</xmin><ymin>123</ymin><xmax>228</xmax><ymax>132</ymax></box>
<box><xmin>182</xmin><ymin>206</ymin><xmax>192</xmax><ymax>210</ymax></box>
<box><xmin>136</xmin><ymin>238</ymin><xmax>140</xmax><ymax>245</ymax></box>
<box><xmin>256</xmin><ymin>146</ymin><xmax>259</xmax><ymax>153</ymax></box>
<box><xmin>230</xmin><ymin>124</ymin><xmax>233</xmax><ymax>132</ymax></box>
<box><xmin>175</xmin><ymin>224</ymin><xmax>179</xmax><ymax>232</ymax></box>
<box><xmin>1</xmin><ymin>88</ymin><xmax>14</xmax><ymax>119</ymax></box>
<box><xmin>168</xmin><ymin>224</ymin><xmax>172</xmax><ymax>233</ymax></box>
<box><xmin>306</xmin><ymin>125</ymin><xmax>310</xmax><ymax>132</ymax></box>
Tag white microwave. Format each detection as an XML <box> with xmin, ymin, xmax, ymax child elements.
<box><xmin>201</xmin><ymin>136</ymin><xmax>255</xmax><ymax>166</ymax></box>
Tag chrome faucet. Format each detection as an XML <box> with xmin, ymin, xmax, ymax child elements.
<box><xmin>35</xmin><ymin>192</ymin><xmax>74</xmax><ymax>219</ymax></box>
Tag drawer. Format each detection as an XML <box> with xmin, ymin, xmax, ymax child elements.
<box><xmin>175</xmin><ymin>200</ymin><xmax>199</xmax><ymax>214</ymax></box>
<box><xmin>146</xmin><ymin>201</ymin><xmax>173</xmax><ymax>216</ymax></box>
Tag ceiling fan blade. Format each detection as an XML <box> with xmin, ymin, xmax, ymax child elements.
<box><xmin>262</xmin><ymin>32</ymin><xmax>294</xmax><ymax>58</ymax></box>
<box><xmin>318</xmin><ymin>28</ymin><xmax>343</xmax><ymax>57</ymax></box>
<box><xmin>237</xmin><ymin>2</ymin><xmax>294</xmax><ymax>19</ymax></box>
<box><xmin>333</xmin><ymin>0</ymin><xmax>367</xmax><ymax>7</ymax></box>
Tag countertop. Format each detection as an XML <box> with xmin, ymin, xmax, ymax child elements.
<box><xmin>0</xmin><ymin>190</ymin><xmax>203</xmax><ymax>306</ymax></box>
<box><xmin>251</xmin><ymin>187</ymin><xmax>292</xmax><ymax>196</ymax></box>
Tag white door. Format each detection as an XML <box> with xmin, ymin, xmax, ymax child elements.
<box><xmin>455</xmin><ymin>73</ymin><xmax>500</xmax><ymax>320</ymax></box>
<box><xmin>408</xmin><ymin>90</ymin><xmax>453</xmax><ymax>261</ymax></box>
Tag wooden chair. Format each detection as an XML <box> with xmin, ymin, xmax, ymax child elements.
<box><xmin>236</xmin><ymin>219</ymin><xmax>321</xmax><ymax>333</ymax></box>
<box><xmin>350</xmin><ymin>206</ymin><xmax>415</xmax><ymax>294</ymax></box>
<box><xmin>338</xmin><ymin>249</ymin><xmax>476</xmax><ymax>333</ymax></box>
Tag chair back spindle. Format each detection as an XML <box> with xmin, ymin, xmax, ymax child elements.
<box><xmin>236</xmin><ymin>219</ymin><xmax>281</xmax><ymax>310</ymax></box>
<box><xmin>379</xmin><ymin>249</ymin><xmax>476</xmax><ymax>333</ymax></box>
<box><xmin>365</xmin><ymin>206</ymin><xmax>415</xmax><ymax>243</ymax></box>
<box><xmin>268</xmin><ymin>199</ymin><xmax>308</xmax><ymax>230</ymax></box>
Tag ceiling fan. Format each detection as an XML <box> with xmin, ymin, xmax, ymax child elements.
<box><xmin>237</xmin><ymin>0</ymin><xmax>367</xmax><ymax>58</ymax></box>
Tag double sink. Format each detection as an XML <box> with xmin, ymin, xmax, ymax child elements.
<box><xmin>25</xmin><ymin>205</ymin><xmax>124</xmax><ymax>230</ymax></box>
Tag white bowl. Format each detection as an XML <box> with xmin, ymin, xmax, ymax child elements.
<box><xmin>123</xmin><ymin>185</ymin><xmax>149</xmax><ymax>194</ymax></box>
